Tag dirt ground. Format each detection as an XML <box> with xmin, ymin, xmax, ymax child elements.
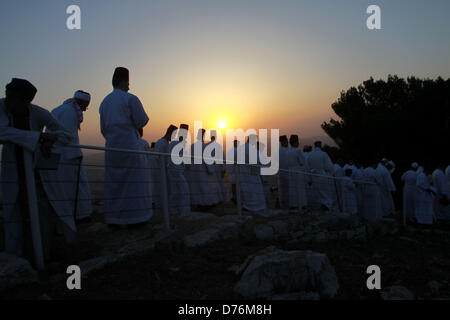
<box><xmin>2</xmin><ymin>201</ymin><xmax>450</xmax><ymax>300</ymax></box>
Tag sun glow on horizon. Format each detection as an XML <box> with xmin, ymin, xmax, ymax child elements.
<box><xmin>218</xmin><ymin>120</ymin><xmax>227</xmax><ymax>129</ymax></box>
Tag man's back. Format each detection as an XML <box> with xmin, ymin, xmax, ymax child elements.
<box><xmin>99</xmin><ymin>89</ymin><xmax>148</xmax><ymax>147</ymax></box>
<box><xmin>307</xmin><ymin>148</ymin><xmax>332</xmax><ymax>173</ymax></box>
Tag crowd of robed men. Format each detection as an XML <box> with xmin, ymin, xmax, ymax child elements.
<box><xmin>1</xmin><ymin>67</ymin><xmax>449</xmax><ymax>265</ymax></box>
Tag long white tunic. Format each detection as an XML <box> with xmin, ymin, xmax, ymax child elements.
<box><xmin>99</xmin><ymin>89</ymin><xmax>151</xmax><ymax>225</ymax></box>
<box><xmin>401</xmin><ymin>170</ymin><xmax>418</xmax><ymax>222</ymax></box>
<box><xmin>342</xmin><ymin>176</ymin><xmax>357</xmax><ymax>214</ymax></box>
<box><xmin>333</xmin><ymin>163</ymin><xmax>345</xmax><ymax>212</ymax></box>
<box><xmin>376</xmin><ymin>163</ymin><xmax>396</xmax><ymax>217</ymax></box>
<box><xmin>237</xmin><ymin>142</ymin><xmax>266</xmax><ymax>212</ymax></box>
<box><xmin>287</xmin><ymin>148</ymin><xmax>307</xmax><ymax>208</ymax></box>
<box><xmin>167</xmin><ymin>140</ymin><xmax>190</xmax><ymax>214</ymax></box>
<box><xmin>152</xmin><ymin>138</ymin><xmax>169</xmax><ymax>209</ymax></box>
<box><xmin>303</xmin><ymin>152</ymin><xmax>313</xmax><ymax>207</ymax></box>
<box><xmin>306</xmin><ymin>148</ymin><xmax>334</xmax><ymax>209</ymax></box>
<box><xmin>415</xmin><ymin>173</ymin><xmax>435</xmax><ymax>225</ymax></box>
<box><xmin>277</xmin><ymin>147</ymin><xmax>290</xmax><ymax>209</ymax></box>
<box><xmin>51</xmin><ymin>100</ymin><xmax>92</xmax><ymax>220</ymax></box>
<box><xmin>1</xmin><ymin>99</ymin><xmax>74</xmax><ymax>256</ymax></box>
<box><xmin>361</xmin><ymin>167</ymin><xmax>382</xmax><ymax>221</ymax></box>
<box><xmin>432</xmin><ymin>169</ymin><xmax>450</xmax><ymax>221</ymax></box>
<box><xmin>206</xmin><ymin>140</ymin><xmax>226</xmax><ymax>200</ymax></box>
<box><xmin>187</xmin><ymin>141</ymin><xmax>223</xmax><ymax>206</ymax></box>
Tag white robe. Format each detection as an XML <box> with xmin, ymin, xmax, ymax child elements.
<box><xmin>187</xmin><ymin>141</ymin><xmax>223</xmax><ymax>206</ymax></box>
<box><xmin>376</xmin><ymin>163</ymin><xmax>396</xmax><ymax>217</ymax></box>
<box><xmin>287</xmin><ymin>148</ymin><xmax>307</xmax><ymax>208</ymax></box>
<box><xmin>277</xmin><ymin>147</ymin><xmax>290</xmax><ymax>209</ymax></box>
<box><xmin>342</xmin><ymin>176</ymin><xmax>357</xmax><ymax>214</ymax></box>
<box><xmin>303</xmin><ymin>152</ymin><xmax>313</xmax><ymax>207</ymax></box>
<box><xmin>306</xmin><ymin>148</ymin><xmax>334</xmax><ymax>210</ymax></box>
<box><xmin>415</xmin><ymin>173</ymin><xmax>435</xmax><ymax>225</ymax></box>
<box><xmin>51</xmin><ymin>101</ymin><xmax>92</xmax><ymax>220</ymax></box>
<box><xmin>167</xmin><ymin>140</ymin><xmax>190</xmax><ymax>214</ymax></box>
<box><xmin>152</xmin><ymin>138</ymin><xmax>170</xmax><ymax>209</ymax></box>
<box><xmin>237</xmin><ymin>142</ymin><xmax>266</xmax><ymax>212</ymax></box>
<box><xmin>0</xmin><ymin>99</ymin><xmax>75</xmax><ymax>256</ymax></box>
<box><xmin>99</xmin><ymin>89</ymin><xmax>152</xmax><ymax>225</ymax></box>
<box><xmin>206</xmin><ymin>141</ymin><xmax>226</xmax><ymax>201</ymax></box>
<box><xmin>361</xmin><ymin>167</ymin><xmax>382</xmax><ymax>221</ymax></box>
<box><xmin>333</xmin><ymin>163</ymin><xmax>345</xmax><ymax>212</ymax></box>
<box><xmin>401</xmin><ymin>170</ymin><xmax>418</xmax><ymax>222</ymax></box>
<box><xmin>432</xmin><ymin>169</ymin><xmax>450</xmax><ymax>221</ymax></box>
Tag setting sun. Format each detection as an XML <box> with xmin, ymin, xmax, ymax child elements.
<box><xmin>218</xmin><ymin>120</ymin><xmax>227</xmax><ymax>129</ymax></box>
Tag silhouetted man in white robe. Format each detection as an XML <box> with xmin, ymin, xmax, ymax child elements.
<box><xmin>416</xmin><ymin>167</ymin><xmax>436</xmax><ymax>225</ymax></box>
<box><xmin>99</xmin><ymin>67</ymin><xmax>151</xmax><ymax>226</ymax></box>
<box><xmin>237</xmin><ymin>135</ymin><xmax>266</xmax><ymax>212</ymax></box>
<box><xmin>287</xmin><ymin>135</ymin><xmax>307</xmax><ymax>209</ymax></box>
<box><xmin>401</xmin><ymin>163</ymin><xmax>419</xmax><ymax>222</ymax></box>
<box><xmin>306</xmin><ymin>141</ymin><xmax>334</xmax><ymax>211</ymax></box>
<box><xmin>277</xmin><ymin>135</ymin><xmax>290</xmax><ymax>209</ymax></box>
<box><xmin>432</xmin><ymin>163</ymin><xmax>450</xmax><ymax>221</ymax></box>
<box><xmin>376</xmin><ymin>159</ymin><xmax>396</xmax><ymax>217</ymax></box>
<box><xmin>187</xmin><ymin>129</ymin><xmax>222</xmax><ymax>207</ymax></box>
<box><xmin>361</xmin><ymin>162</ymin><xmax>382</xmax><ymax>221</ymax></box>
<box><xmin>153</xmin><ymin>125</ymin><xmax>178</xmax><ymax>210</ymax></box>
<box><xmin>1</xmin><ymin>78</ymin><xmax>75</xmax><ymax>261</ymax></box>
<box><xmin>51</xmin><ymin>90</ymin><xmax>93</xmax><ymax>222</ymax></box>
<box><xmin>167</xmin><ymin>124</ymin><xmax>190</xmax><ymax>215</ymax></box>
<box><xmin>342</xmin><ymin>169</ymin><xmax>357</xmax><ymax>214</ymax></box>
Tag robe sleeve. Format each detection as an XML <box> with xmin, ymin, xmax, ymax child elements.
<box><xmin>42</xmin><ymin>108</ymin><xmax>74</xmax><ymax>145</ymax></box>
<box><xmin>0</xmin><ymin>103</ymin><xmax>40</xmax><ymax>152</ymax></box>
<box><xmin>129</xmin><ymin>95</ymin><xmax>149</xmax><ymax>130</ymax></box>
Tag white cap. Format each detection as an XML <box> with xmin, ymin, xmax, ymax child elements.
<box><xmin>74</xmin><ymin>91</ymin><xmax>91</xmax><ymax>102</ymax></box>
<box><xmin>411</xmin><ymin>162</ymin><xmax>419</xmax><ymax>169</ymax></box>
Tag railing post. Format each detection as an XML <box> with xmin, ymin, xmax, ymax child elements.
<box><xmin>23</xmin><ymin>149</ymin><xmax>45</xmax><ymax>270</ymax></box>
<box><xmin>235</xmin><ymin>163</ymin><xmax>242</xmax><ymax>216</ymax></box>
<box><xmin>159</xmin><ymin>154</ymin><xmax>171</xmax><ymax>231</ymax></box>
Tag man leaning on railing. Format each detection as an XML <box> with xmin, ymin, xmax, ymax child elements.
<box><xmin>0</xmin><ymin>78</ymin><xmax>75</xmax><ymax>264</ymax></box>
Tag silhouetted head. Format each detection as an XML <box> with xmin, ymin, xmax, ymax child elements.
<box><xmin>289</xmin><ymin>135</ymin><xmax>299</xmax><ymax>148</ymax></box>
<box><xmin>211</xmin><ymin>130</ymin><xmax>217</xmax><ymax>142</ymax></box>
<box><xmin>165</xmin><ymin>124</ymin><xmax>178</xmax><ymax>140</ymax></box>
<box><xmin>112</xmin><ymin>67</ymin><xmax>130</xmax><ymax>92</ymax></box>
<box><xmin>314</xmin><ymin>141</ymin><xmax>322</xmax><ymax>149</ymax></box>
<box><xmin>178</xmin><ymin>124</ymin><xmax>189</xmax><ymax>141</ymax></box>
<box><xmin>280</xmin><ymin>135</ymin><xmax>288</xmax><ymax>147</ymax></box>
<box><xmin>345</xmin><ymin>168</ymin><xmax>353</xmax><ymax>177</ymax></box>
<box><xmin>4</xmin><ymin>78</ymin><xmax>37</xmax><ymax>117</ymax></box>
<box><xmin>74</xmin><ymin>90</ymin><xmax>91</xmax><ymax>112</ymax></box>
<box><xmin>303</xmin><ymin>145</ymin><xmax>312</xmax><ymax>153</ymax></box>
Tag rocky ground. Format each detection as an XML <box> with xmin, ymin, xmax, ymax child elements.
<box><xmin>1</xmin><ymin>200</ymin><xmax>450</xmax><ymax>300</ymax></box>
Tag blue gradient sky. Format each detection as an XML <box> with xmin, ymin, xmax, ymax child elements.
<box><xmin>1</xmin><ymin>0</ymin><xmax>449</xmax><ymax>145</ymax></box>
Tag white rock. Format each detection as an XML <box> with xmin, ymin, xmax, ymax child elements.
<box><xmin>234</xmin><ymin>248</ymin><xmax>339</xmax><ymax>299</ymax></box>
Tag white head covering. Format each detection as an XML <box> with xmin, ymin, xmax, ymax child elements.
<box><xmin>417</xmin><ymin>166</ymin><xmax>424</xmax><ymax>173</ymax></box>
<box><xmin>411</xmin><ymin>162</ymin><xmax>419</xmax><ymax>169</ymax></box>
<box><xmin>74</xmin><ymin>91</ymin><xmax>91</xmax><ymax>102</ymax></box>
<box><xmin>388</xmin><ymin>160</ymin><xmax>395</xmax><ymax>167</ymax></box>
